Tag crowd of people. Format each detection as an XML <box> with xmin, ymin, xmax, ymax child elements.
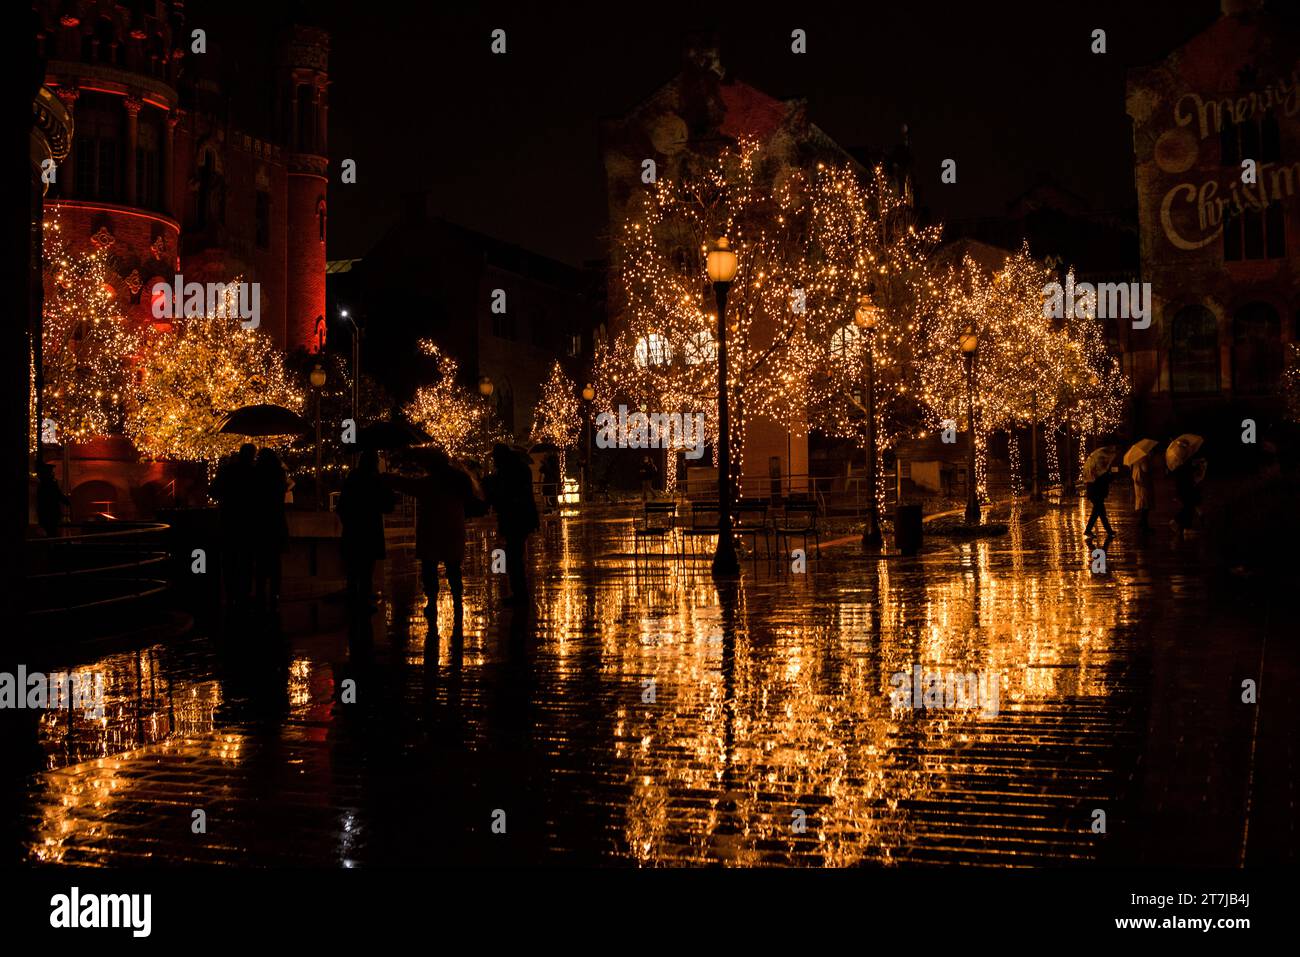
<box><xmin>1082</xmin><ymin>438</ymin><xmax>1208</xmax><ymax>544</ymax></box>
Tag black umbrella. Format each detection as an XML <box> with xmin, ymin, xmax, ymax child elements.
<box><xmin>217</xmin><ymin>404</ymin><xmax>307</xmax><ymax>437</ymax></box>
<box><xmin>358</xmin><ymin>419</ymin><xmax>432</xmax><ymax>450</ymax></box>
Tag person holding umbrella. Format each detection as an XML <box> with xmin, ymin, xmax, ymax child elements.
<box><xmin>337</xmin><ymin>449</ymin><xmax>396</xmax><ymax>612</ymax></box>
<box><xmin>1166</xmin><ymin>434</ymin><xmax>1206</xmax><ymax>540</ymax></box>
<box><xmin>1124</xmin><ymin>439</ymin><xmax>1159</xmax><ymax>534</ymax></box>
<box><xmin>1083</xmin><ymin>444</ymin><xmax>1119</xmax><ymax>541</ymax></box>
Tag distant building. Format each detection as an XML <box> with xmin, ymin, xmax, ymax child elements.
<box><xmin>334</xmin><ymin>204</ymin><xmax>600</xmax><ymax>441</ymax></box>
<box><xmin>1126</xmin><ymin>0</ymin><xmax>1299</xmax><ymax>436</ymax></box>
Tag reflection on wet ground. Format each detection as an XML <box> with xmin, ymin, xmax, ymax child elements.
<box><xmin>7</xmin><ymin>503</ymin><xmax>1295</xmax><ymax>866</ymax></box>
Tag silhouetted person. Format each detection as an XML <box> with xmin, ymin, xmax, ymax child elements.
<box><xmin>387</xmin><ymin>448</ymin><xmax>482</xmax><ymax>635</ymax></box>
<box><xmin>338</xmin><ymin>449</ymin><xmax>396</xmax><ymax>611</ymax></box>
<box><xmin>251</xmin><ymin>448</ymin><xmax>289</xmax><ymax>609</ymax></box>
<box><xmin>541</xmin><ymin>451</ymin><xmax>560</xmax><ymax>512</ymax></box>
<box><xmin>1085</xmin><ymin>466</ymin><xmax>1116</xmax><ymax>540</ymax></box>
<box><xmin>639</xmin><ymin>453</ymin><xmax>658</xmax><ymax>501</ymax></box>
<box><xmin>1172</xmin><ymin>456</ymin><xmax>1206</xmax><ymax>540</ymax></box>
<box><xmin>1131</xmin><ymin>455</ymin><xmax>1155</xmax><ymax>533</ymax></box>
<box><xmin>483</xmin><ymin>444</ymin><xmax>539</xmax><ymax>610</ymax></box>
<box><xmin>211</xmin><ymin>443</ymin><xmax>257</xmax><ymax>604</ymax></box>
<box><xmin>35</xmin><ymin>461</ymin><xmax>70</xmax><ymax>539</ymax></box>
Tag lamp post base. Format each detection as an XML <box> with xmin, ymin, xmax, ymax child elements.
<box><xmin>711</xmin><ymin>536</ymin><xmax>741</xmax><ymax>577</ymax></box>
<box><xmin>964</xmin><ymin>500</ymin><xmax>981</xmax><ymax>525</ymax></box>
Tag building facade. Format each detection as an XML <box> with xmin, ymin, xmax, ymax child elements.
<box><xmin>36</xmin><ymin>0</ymin><xmax>327</xmax><ymax>351</ymax></box>
<box><xmin>1126</xmin><ymin>0</ymin><xmax>1299</xmax><ymax>437</ymax></box>
<box><xmin>33</xmin><ymin>1</ymin><xmax>330</xmax><ymax>519</ymax></box>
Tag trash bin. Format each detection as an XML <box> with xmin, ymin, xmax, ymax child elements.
<box><xmin>894</xmin><ymin>504</ymin><xmax>923</xmax><ymax>556</ymax></box>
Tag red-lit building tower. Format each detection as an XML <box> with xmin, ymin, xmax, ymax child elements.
<box><xmin>33</xmin><ymin>1</ymin><xmax>329</xmax><ymax>517</ymax></box>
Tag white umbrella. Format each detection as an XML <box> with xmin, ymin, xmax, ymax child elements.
<box><xmin>1165</xmin><ymin>434</ymin><xmax>1204</xmax><ymax>471</ymax></box>
<box><xmin>1083</xmin><ymin>446</ymin><xmax>1118</xmax><ymax>483</ymax></box>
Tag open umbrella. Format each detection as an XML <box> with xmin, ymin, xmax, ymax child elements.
<box><xmin>358</xmin><ymin>419</ymin><xmax>432</xmax><ymax>450</ymax></box>
<box><xmin>1165</xmin><ymin>434</ymin><xmax>1204</xmax><ymax>472</ymax></box>
<box><xmin>1123</xmin><ymin>439</ymin><xmax>1158</xmax><ymax>467</ymax></box>
<box><xmin>217</xmin><ymin>403</ymin><xmax>307</xmax><ymax>437</ymax></box>
<box><xmin>1082</xmin><ymin>446</ymin><xmax>1118</xmax><ymax>483</ymax></box>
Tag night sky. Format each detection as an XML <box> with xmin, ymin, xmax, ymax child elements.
<box><xmin>207</xmin><ymin>0</ymin><xmax>1224</xmax><ymax>266</ymax></box>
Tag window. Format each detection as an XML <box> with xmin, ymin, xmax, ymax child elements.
<box><xmin>255</xmin><ymin>191</ymin><xmax>270</xmax><ymax>249</ymax></box>
<box><xmin>567</xmin><ymin>332</ymin><xmax>582</xmax><ymax>357</ymax></box>
<box><xmin>1232</xmin><ymin>302</ymin><xmax>1282</xmax><ymax>395</ymax></box>
<box><xmin>136</xmin><ymin>121</ymin><xmax>158</xmax><ymax>209</ymax></box>
<box><xmin>684</xmin><ymin>329</ymin><xmax>715</xmax><ymax>365</ymax></box>
<box><xmin>317</xmin><ymin>199</ymin><xmax>326</xmax><ymax>243</ymax></box>
<box><xmin>492</xmin><ymin>310</ymin><xmax>516</xmax><ymax>340</ymax></box>
<box><xmin>1170</xmin><ymin>305</ymin><xmax>1219</xmax><ymax>393</ymax></box>
<box><xmin>829</xmin><ymin>323</ymin><xmax>861</xmax><ymax>358</ymax></box>
<box><xmin>297</xmin><ymin>85</ymin><xmax>315</xmax><ymax>153</ymax></box>
<box><xmin>1222</xmin><ymin>114</ymin><xmax>1285</xmax><ymax>261</ymax></box>
<box><xmin>634</xmin><ymin>334</ymin><xmax>671</xmax><ymax>368</ymax></box>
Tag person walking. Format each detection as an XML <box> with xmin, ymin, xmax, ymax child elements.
<box><xmin>638</xmin><ymin>453</ymin><xmax>658</xmax><ymax>502</ymax></box>
<box><xmin>1084</xmin><ymin>465</ymin><xmax>1117</xmax><ymax>540</ymax></box>
<box><xmin>211</xmin><ymin>443</ymin><xmax>257</xmax><ymax>605</ymax></box>
<box><xmin>387</xmin><ymin>447</ymin><xmax>482</xmax><ymax>636</ymax></box>
<box><xmin>1172</xmin><ymin>456</ymin><xmax>1206</xmax><ymax>540</ymax></box>
<box><xmin>251</xmin><ymin>448</ymin><xmax>289</xmax><ymax>609</ymax></box>
<box><xmin>35</xmin><ymin>461</ymin><xmax>70</xmax><ymax>539</ymax></box>
<box><xmin>483</xmin><ymin>443</ymin><xmax>539</xmax><ymax>611</ymax></box>
<box><xmin>541</xmin><ymin>451</ymin><xmax>560</xmax><ymax>513</ymax></box>
<box><xmin>1131</xmin><ymin>454</ymin><xmax>1156</xmax><ymax>533</ymax></box>
<box><xmin>337</xmin><ymin>449</ymin><xmax>396</xmax><ymax>611</ymax></box>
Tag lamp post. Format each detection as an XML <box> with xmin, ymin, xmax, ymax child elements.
<box><xmin>707</xmin><ymin>237</ymin><xmax>740</xmax><ymax>577</ymax></box>
<box><xmin>961</xmin><ymin>326</ymin><xmax>980</xmax><ymax>525</ymax></box>
<box><xmin>581</xmin><ymin>383</ymin><xmax>595</xmax><ymax>506</ymax></box>
<box><xmin>855</xmin><ymin>293</ymin><xmax>883</xmax><ymax>549</ymax></box>
<box><xmin>340</xmin><ymin>307</ymin><xmax>359</xmax><ymax>428</ymax></box>
<box><xmin>310</xmin><ymin>362</ymin><xmax>326</xmax><ymax>510</ymax></box>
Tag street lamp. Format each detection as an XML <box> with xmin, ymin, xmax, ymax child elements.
<box><xmin>310</xmin><ymin>362</ymin><xmax>326</xmax><ymax>510</ymax></box>
<box><xmin>854</xmin><ymin>292</ymin><xmax>883</xmax><ymax>549</ymax></box>
<box><xmin>706</xmin><ymin>236</ymin><xmax>740</xmax><ymax>577</ymax></box>
<box><xmin>960</xmin><ymin>326</ymin><xmax>980</xmax><ymax>525</ymax></box>
<box><xmin>339</xmin><ymin>307</ymin><xmax>359</xmax><ymax>434</ymax></box>
<box><xmin>581</xmin><ymin>383</ymin><xmax>595</xmax><ymax>506</ymax></box>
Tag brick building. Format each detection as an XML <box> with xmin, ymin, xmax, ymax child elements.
<box><xmin>1126</xmin><ymin>0</ymin><xmax>1299</xmax><ymax>437</ymax></box>
<box><xmin>33</xmin><ymin>0</ymin><xmax>329</xmax><ymax>517</ymax></box>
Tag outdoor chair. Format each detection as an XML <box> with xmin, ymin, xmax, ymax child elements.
<box><xmin>734</xmin><ymin>498</ymin><xmax>772</xmax><ymax>558</ymax></box>
<box><xmin>775</xmin><ymin>500</ymin><xmax>821</xmax><ymax>559</ymax></box>
<box><xmin>633</xmin><ymin>501</ymin><xmax>678</xmax><ymax>563</ymax></box>
<box><xmin>681</xmin><ymin>501</ymin><xmax>719</xmax><ymax>557</ymax></box>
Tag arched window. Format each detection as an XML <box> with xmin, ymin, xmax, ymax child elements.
<box><xmin>829</xmin><ymin>323</ymin><xmax>861</xmax><ymax>359</ymax></box>
<box><xmin>684</xmin><ymin>329</ymin><xmax>715</xmax><ymax>365</ymax></box>
<box><xmin>1170</xmin><ymin>305</ymin><xmax>1219</xmax><ymax>393</ymax></box>
<box><xmin>1232</xmin><ymin>301</ymin><xmax>1282</xmax><ymax>395</ymax></box>
<box><xmin>317</xmin><ymin>198</ymin><xmax>326</xmax><ymax>243</ymax></box>
<box><xmin>634</xmin><ymin>334</ymin><xmax>671</xmax><ymax>368</ymax></box>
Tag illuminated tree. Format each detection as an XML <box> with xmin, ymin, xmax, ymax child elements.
<box><xmin>602</xmin><ymin>140</ymin><xmax>810</xmax><ymax>485</ymax></box>
<box><xmin>40</xmin><ymin>219</ymin><xmax>143</xmax><ymax>443</ymax></box>
<box><xmin>796</xmin><ymin>162</ymin><xmax>942</xmax><ymax>512</ymax></box>
<box><xmin>404</xmin><ymin>339</ymin><xmax>506</xmax><ymax>459</ymax></box>
<box><xmin>530</xmin><ymin>360</ymin><xmax>581</xmax><ymax>472</ymax></box>
<box><xmin>125</xmin><ymin>283</ymin><xmax>302</xmax><ymax>462</ymax></box>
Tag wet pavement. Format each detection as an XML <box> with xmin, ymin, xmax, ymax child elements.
<box><xmin>6</xmin><ymin>502</ymin><xmax>1296</xmax><ymax>867</ymax></box>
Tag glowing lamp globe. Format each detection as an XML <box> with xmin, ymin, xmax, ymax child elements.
<box><xmin>478</xmin><ymin>375</ymin><xmax>494</xmax><ymax>397</ymax></box>
<box><xmin>582</xmin><ymin>384</ymin><xmax>595</xmax><ymax>402</ymax></box>
<box><xmin>959</xmin><ymin>328</ymin><xmax>978</xmax><ymax>355</ymax></box>
<box><xmin>706</xmin><ymin>237</ymin><xmax>738</xmax><ymax>284</ymax></box>
<box><xmin>310</xmin><ymin>364</ymin><xmax>327</xmax><ymax>388</ymax></box>
<box><xmin>854</xmin><ymin>294</ymin><xmax>882</xmax><ymax>330</ymax></box>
